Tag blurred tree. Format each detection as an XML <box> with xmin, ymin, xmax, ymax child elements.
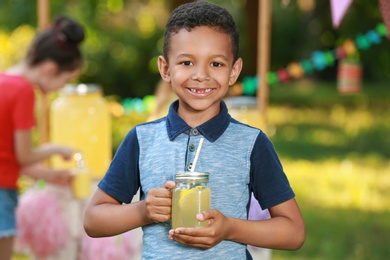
<box><xmin>0</xmin><ymin>0</ymin><xmax>169</xmax><ymax>98</ymax></box>
<box><xmin>0</xmin><ymin>0</ymin><xmax>389</xmax><ymax>99</ymax></box>
<box><xmin>0</xmin><ymin>26</ymin><xmax>35</xmax><ymax>70</ymax></box>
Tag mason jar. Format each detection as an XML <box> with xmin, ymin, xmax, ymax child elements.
<box><xmin>171</xmin><ymin>171</ymin><xmax>211</xmax><ymax>229</ymax></box>
<box><xmin>50</xmin><ymin>84</ymin><xmax>111</xmax><ymax>179</ymax></box>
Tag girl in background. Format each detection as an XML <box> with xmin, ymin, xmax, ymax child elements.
<box><xmin>0</xmin><ymin>15</ymin><xmax>85</xmax><ymax>260</ymax></box>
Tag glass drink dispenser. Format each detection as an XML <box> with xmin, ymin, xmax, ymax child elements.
<box><xmin>225</xmin><ymin>96</ymin><xmax>262</xmax><ymax>129</ymax></box>
<box><xmin>50</xmin><ymin>84</ymin><xmax>111</xmax><ymax>179</ymax></box>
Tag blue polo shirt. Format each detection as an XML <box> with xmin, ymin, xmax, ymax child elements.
<box><xmin>98</xmin><ymin>100</ymin><xmax>295</xmax><ymax>259</ymax></box>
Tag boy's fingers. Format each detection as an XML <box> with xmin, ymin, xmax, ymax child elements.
<box><xmin>197</xmin><ymin>210</ymin><xmax>215</xmax><ymax>221</ymax></box>
<box><xmin>164</xmin><ymin>180</ymin><xmax>176</xmax><ymax>189</ymax></box>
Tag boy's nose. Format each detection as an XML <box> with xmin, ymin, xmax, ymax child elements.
<box><xmin>191</xmin><ymin>66</ymin><xmax>210</xmax><ymax>82</ymax></box>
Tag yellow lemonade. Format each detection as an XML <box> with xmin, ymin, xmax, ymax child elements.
<box><xmin>50</xmin><ymin>84</ymin><xmax>111</xmax><ymax>179</ymax></box>
<box><xmin>71</xmin><ymin>168</ymin><xmax>92</xmax><ymax>199</ymax></box>
<box><xmin>172</xmin><ymin>186</ymin><xmax>211</xmax><ymax>228</ymax></box>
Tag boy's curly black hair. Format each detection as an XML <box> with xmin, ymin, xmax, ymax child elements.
<box><xmin>163</xmin><ymin>1</ymin><xmax>240</xmax><ymax>62</ymax></box>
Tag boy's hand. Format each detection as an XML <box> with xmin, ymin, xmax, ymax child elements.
<box><xmin>145</xmin><ymin>180</ymin><xmax>176</xmax><ymax>224</ymax></box>
<box><xmin>168</xmin><ymin>209</ymin><xmax>229</xmax><ymax>249</ymax></box>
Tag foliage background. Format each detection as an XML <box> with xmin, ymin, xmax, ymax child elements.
<box><xmin>1</xmin><ymin>0</ymin><xmax>389</xmax><ymax>98</ymax></box>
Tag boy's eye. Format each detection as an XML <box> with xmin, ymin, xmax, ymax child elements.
<box><xmin>211</xmin><ymin>62</ymin><xmax>222</xmax><ymax>67</ymax></box>
<box><xmin>181</xmin><ymin>61</ymin><xmax>193</xmax><ymax>66</ymax></box>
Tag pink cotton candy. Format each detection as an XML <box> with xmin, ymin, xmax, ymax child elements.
<box><xmin>79</xmin><ymin>230</ymin><xmax>139</xmax><ymax>260</ymax></box>
<box><xmin>15</xmin><ymin>188</ymin><xmax>70</xmax><ymax>258</ymax></box>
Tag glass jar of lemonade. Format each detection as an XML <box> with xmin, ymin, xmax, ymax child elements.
<box><xmin>224</xmin><ymin>96</ymin><xmax>262</xmax><ymax>129</ymax></box>
<box><xmin>171</xmin><ymin>172</ymin><xmax>210</xmax><ymax>229</ymax></box>
<box><xmin>71</xmin><ymin>153</ymin><xmax>92</xmax><ymax>199</ymax></box>
<box><xmin>50</xmin><ymin>84</ymin><xmax>111</xmax><ymax>179</ymax></box>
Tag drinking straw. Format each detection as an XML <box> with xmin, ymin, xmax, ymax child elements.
<box><xmin>190</xmin><ymin>138</ymin><xmax>204</xmax><ymax>172</ymax></box>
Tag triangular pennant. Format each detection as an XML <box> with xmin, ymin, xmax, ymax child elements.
<box><xmin>330</xmin><ymin>0</ymin><xmax>353</xmax><ymax>28</ymax></box>
<box><xmin>379</xmin><ymin>0</ymin><xmax>390</xmax><ymax>38</ymax></box>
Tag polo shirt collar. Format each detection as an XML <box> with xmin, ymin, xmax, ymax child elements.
<box><xmin>166</xmin><ymin>100</ymin><xmax>231</xmax><ymax>143</ymax></box>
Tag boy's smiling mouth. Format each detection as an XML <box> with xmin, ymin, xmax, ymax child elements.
<box><xmin>189</xmin><ymin>88</ymin><xmax>213</xmax><ymax>93</ymax></box>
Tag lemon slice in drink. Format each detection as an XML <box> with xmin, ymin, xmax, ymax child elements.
<box><xmin>178</xmin><ymin>186</ymin><xmax>204</xmax><ymax>208</ymax></box>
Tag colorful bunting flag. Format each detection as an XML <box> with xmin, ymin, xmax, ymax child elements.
<box><xmin>366</xmin><ymin>30</ymin><xmax>381</xmax><ymax>44</ymax></box>
<box><xmin>330</xmin><ymin>0</ymin><xmax>353</xmax><ymax>28</ymax></box>
<box><xmin>355</xmin><ymin>34</ymin><xmax>371</xmax><ymax>50</ymax></box>
<box><xmin>311</xmin><ymin>51</ymin><xmax>327</xmax><ymax>71</ymax></box>
<box><xmin>300</xmin><ymin>60</ymin><xmax>313</xmax><ymax>75</ymax></box>
<box><xmin>277</xmin><ymin>69</ymin><xmax>290</xmax><ymax>82</ymax></box>
<box><xmin>287</xmin><ymin>62</ymin><xmax>304</xmax><ymax>79</ymax></box>
<box><xmin>335</xmin><ymin>46</ymin><xmax>347</xmax><ymax>59</ymax></box>
<box><xmin>240</xmin><ymin>23</ymin><xmax>387</xmax><ymax>95</ymax></box>
<box><xmin>267</xmin><ymin>72</ymin><xmax>279</xmax><ymax>85</ymax></box>
<box><xmin>342</xmin><ymin>39</ymin><xmax>356</xmax><ymax>56</ymax></box>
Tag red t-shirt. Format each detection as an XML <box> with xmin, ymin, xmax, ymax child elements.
<box><xmin>0</xmin><ymin>73</ymin><xmax>36</xmax><ymax>189</ymax></box>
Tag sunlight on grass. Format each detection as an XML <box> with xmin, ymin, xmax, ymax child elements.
<box><xmin>267</xmin><ymin>82</ymin><xmax>390</xmax><ymax>259</ymax></box>
<box><xmin>285</xmin><ymin>159</ymin><xmax>390</xmax><ymax>212</ymax></box>
<box><xmin>11</xmin><ymin>253</ymin><xmax>30</xmax><ymax>260</ymax></box>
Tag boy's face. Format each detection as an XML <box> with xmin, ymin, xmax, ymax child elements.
<box><xmin>158</xmin><ymin>26</ymin><xmax>242</xmax><ymax>120</ymax></box>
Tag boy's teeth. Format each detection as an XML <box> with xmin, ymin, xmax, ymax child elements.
<box><xmin>190</xmin><ymin>88</ymin><xmax>212</xmax><ymax>93</ymax></box>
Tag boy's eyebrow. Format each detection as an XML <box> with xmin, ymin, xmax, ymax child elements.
<box><xmin>175</xmin><ymin>53</ymin><xmax>230</xmax><ymax>62</ymax></box>
<box><xmin>175</xmin><ymin>53</ymin><xmax>193</xmax><ymax>59</ymax></box>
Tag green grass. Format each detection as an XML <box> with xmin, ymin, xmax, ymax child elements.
<box><xmin>266</xmin><ymin>80</ymin><xmax>390</xmax><ymax>260</ymax></box>
<box><xmin>274</xmin><ymin>159</ymin><xmax>390</xmax><ymax>259</ymax></box>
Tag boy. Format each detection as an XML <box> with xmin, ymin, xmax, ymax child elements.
<box><xmin>84</xmin><ymin>1</ymin><xmax>305</xmax><ymax>259</ymax></box>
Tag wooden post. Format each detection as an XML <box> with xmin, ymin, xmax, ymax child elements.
<box><xmin>37</xmin><ymin>0</ymin><xmax>50</xmax><ymax>144</ymax></box>
<box><xmin>38</xmin><ymin>0</ymin><xmax>50</xmax><ymax>30</ymax></box>
<box><xmin>257</xmin><ymin>0</ymin><xmax>272</xmax><ymax>133</ymax></box>
<box><xmin>37</xmin><ymin>3</ymin><xmax>85</xmax><ymax>259</ymax></box>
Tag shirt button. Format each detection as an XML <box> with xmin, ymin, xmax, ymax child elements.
<box><xmin>189</xmin><ymin>144</ymin><xmax>195</xmax><ymax>152</ymax></box>
<box><xmin>191</xmin><ymin>128</ymin><xmax>199</xmax><ymax>135</ymax></box>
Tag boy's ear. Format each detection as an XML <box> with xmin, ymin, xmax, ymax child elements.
<box><xmin>229</xmin><ymin>58</ymin><xmax>243</xmax><ymax>86</ymax></box>
<box><xmin>157</xmin><ymin>55</ymin><xmax>171</xmax><ymax>83</ymax></box>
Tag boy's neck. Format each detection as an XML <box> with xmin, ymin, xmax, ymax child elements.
<box><xmin>177</xmin><ymin>102</ymin><xmax>220</xmax><ymax>128</ymax></box>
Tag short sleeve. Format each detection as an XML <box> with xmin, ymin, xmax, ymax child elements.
<box><xmin>13</xmin><ymin>85</ymin><xmax>35</xmax><ymax>130</ymax></box>
<box><xmin>249</xmin><ymin>131</ymin><xmax>295</xmax><ymax>209</ymax></box>
<box><xmin>98</xmin><ymin>127</ymin><xmax>140</xmax><ymax>203</ymax></box>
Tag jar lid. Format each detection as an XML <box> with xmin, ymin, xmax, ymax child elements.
<box><xmin>60</xmin><ymin>84</ymin><xmax>101</xmax><ymax>95</ymax></box>
<box><xmin>175</xmin><ymin>171</ymin><xmax>209</xmax><ymax>180</ymax></box>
